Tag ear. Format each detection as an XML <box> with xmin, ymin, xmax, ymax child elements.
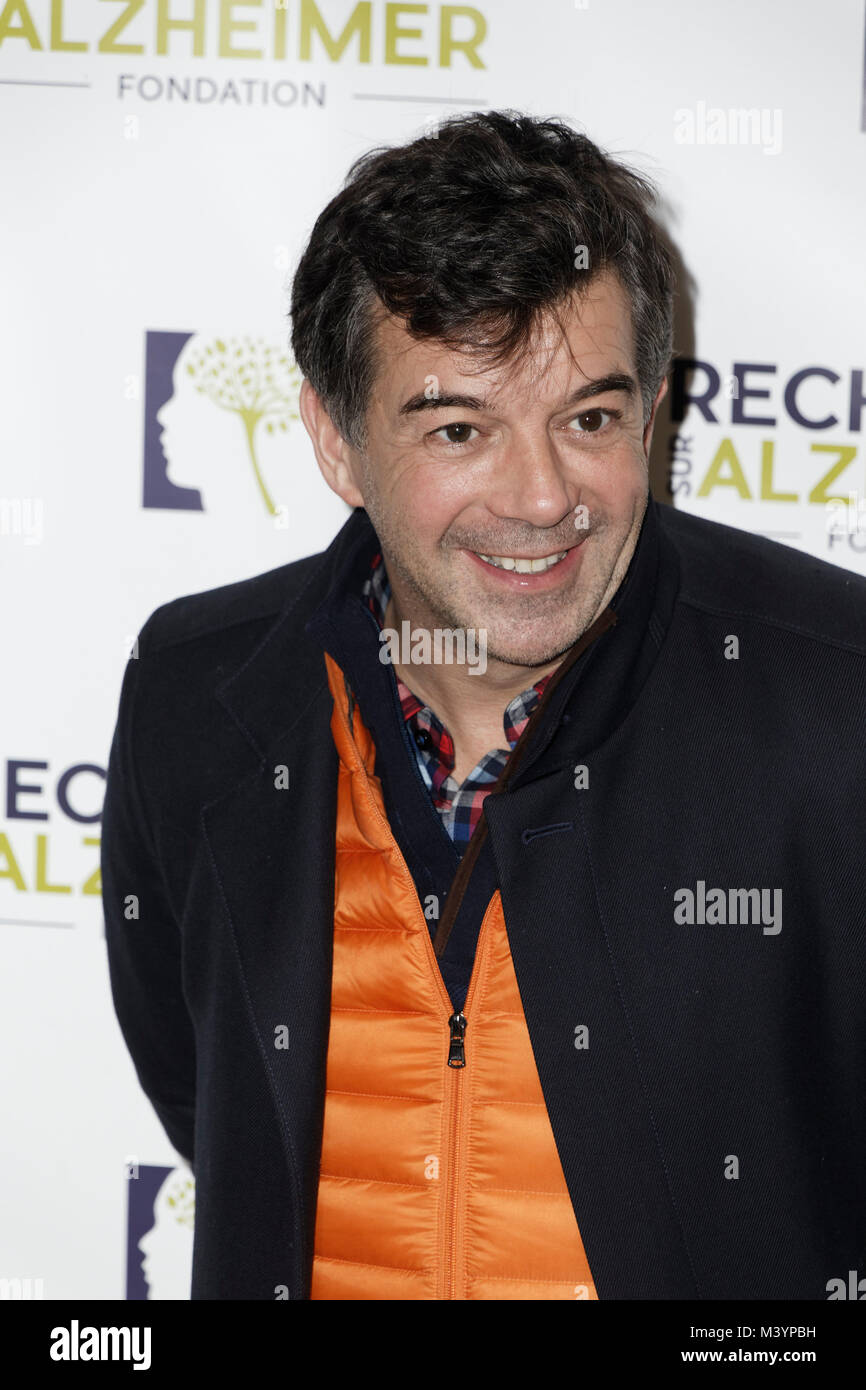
<box><xmin>298</xmin><ymin>378</ymin><xmax>365</xmax><ymax>508</ymax></box>
<box><xmin>642</xmin><ymin>375</ymin><xmax>669</xmax><ymax>456</ymax></box>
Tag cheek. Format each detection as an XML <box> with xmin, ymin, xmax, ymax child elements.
<box><xmin>580</xmin><ymin>444</ymin><xmax>646</xmax><ymax>505</ymax></box>
<box><xmin>383</xmin><ymin>449</ymin><xmax>442</xmax><ymax>501</ymax></box>
<box><xmin>397</xmin><ymin>471</ymin><xmax>471</xmax><ymax>535</ymax></box>
<box><xmin>417</xmin><ymin>466</ymin><xmax>473</xmax><ymax>510</ymax></box>
<box><xmin>381</xmin><ymin>488</ymin><xmax>452</xmax><ymax>558</ymax></box>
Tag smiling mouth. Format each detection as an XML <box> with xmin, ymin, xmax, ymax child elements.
<box><xmin>473</xmin><ymin>549</ymin><xmax>570</xmax><ymax>573</ymax></box>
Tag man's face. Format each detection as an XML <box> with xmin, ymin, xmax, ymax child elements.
<box><xmin>328</xmin><ymin>269</ymin><xmax>665</xmax><ymax>669</ymax></box>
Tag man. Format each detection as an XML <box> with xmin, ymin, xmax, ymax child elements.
<box><xmin>102</xmin><ymin>110</ymin><xmax>866</xmax><ymax>1300</ymax></box>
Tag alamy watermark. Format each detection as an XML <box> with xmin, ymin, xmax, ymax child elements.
<box><xmin>674</xmin><ymin>102</ymin><xmax>782</xmax><ymax>156</ymax></box>
<box><xmin>49</xmin><ymin>1321</ymin><xmax>151</xmax><ymax>1370</ymax></box>
<box><xmin>379</xmin><ymin>622</ymin><xmax>488</xmax><ymax>675</ymax></box>
<box><xmin>674</xmin><ymin>880</ymin><xmax>782</xmax><ymax>935</ymax></box>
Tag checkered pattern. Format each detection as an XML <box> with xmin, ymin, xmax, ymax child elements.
<box><xmin>362</xmin><ymin>551</ymin><xmax>550</xmax><ymax>849</ymax></box>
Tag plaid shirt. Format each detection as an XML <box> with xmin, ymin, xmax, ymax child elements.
<box><xmin>362</xmin><ymin>551</ymin><xmax>551</xmax><ymax>850</ymax></box>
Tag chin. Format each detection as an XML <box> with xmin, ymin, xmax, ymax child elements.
<box><xmin>484</xmin><ymin>636</ymin><xmax>571</xmax><ymax>669</ymax></box>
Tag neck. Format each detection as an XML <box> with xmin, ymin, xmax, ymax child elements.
<box><xmin>383</xmin><ymin>594</ymin><xmax>567</xmax><ymax>784</ymax></box>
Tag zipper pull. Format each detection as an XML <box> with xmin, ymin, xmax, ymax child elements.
<box><xmin>447</xmin><ymin>1012</ymin><xmax>467</xmax><ymax>1068</ymax></box>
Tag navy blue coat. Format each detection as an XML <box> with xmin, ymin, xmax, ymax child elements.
<box><xmin>101</xmin><ymin>498</ymin><xmax>866</xmax><ymax>1299</ymax></box>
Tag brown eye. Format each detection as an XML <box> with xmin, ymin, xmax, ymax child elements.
<box><xmin>569</xmin><ymin>408</ymin><xmax>617</xmax><ymax>436</ymax></box>
<box><xmin>433</xmin><ymin>422</ymin><xmax>478</xmax><ymax>446</ymax></box>
<box><xmin>577</xmin><ymin>410</ymin><xmax>604</xmax><ymax>432</ymax></box>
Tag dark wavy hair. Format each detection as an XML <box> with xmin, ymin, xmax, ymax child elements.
<box><xmin>289</xmin><ymin>109</ymin><xmax>675</xmax><ymax>452</ymax></box>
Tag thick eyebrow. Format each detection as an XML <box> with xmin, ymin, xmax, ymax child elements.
<box><xmin>397</xmin><ymin>372</ymin><xmax>638</xmax><ymax>417</ymax></box>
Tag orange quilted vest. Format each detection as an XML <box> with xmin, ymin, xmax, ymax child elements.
<box><xmin>310</xmin><ymin>650</ymin><xmax>598</xmax><ymax>1300</ymax></box>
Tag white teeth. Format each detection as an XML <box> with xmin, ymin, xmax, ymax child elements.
<box><xmin>477</xmin><ymin>550</ymin><xmax>568</xmax><ymax>573</ymax></box>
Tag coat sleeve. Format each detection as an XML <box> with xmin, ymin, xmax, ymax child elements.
<box><xmin>101</xmin><ymin>615</ymin><xmax>197</xmax><ymax>1172</ymax></box>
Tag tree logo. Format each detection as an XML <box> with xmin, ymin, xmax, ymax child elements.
<box><xmin>183</xmin><ymin>334</ymin><xmax>300</xmax><ymax>516</ymax></box>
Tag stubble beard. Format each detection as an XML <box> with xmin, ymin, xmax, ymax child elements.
<box><xmin>360</xmin><ymin>467</ymin><xmax>647</xmax><ymax>672</ymax></box>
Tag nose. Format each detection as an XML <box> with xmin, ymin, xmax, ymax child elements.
<box><xmin>484</xmin><ymin>427</ymin><xmax>574</xmax><ymax>532</ymax></box>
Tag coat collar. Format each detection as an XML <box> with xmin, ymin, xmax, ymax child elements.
<box><xmin>214</xmin><ymin>492</ymin><xmax>681</xmax><ymax>777</ymax></box>
<box><xmin>213</xmin><ymin>504</ymin><xmax>372</xmax><ymax>763</ymax></box>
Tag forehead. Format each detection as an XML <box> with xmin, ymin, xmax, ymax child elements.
<box><xmin>371</xmin><ymin>269</ymin><xmax>636</xmax><ymax>414</ymax></box>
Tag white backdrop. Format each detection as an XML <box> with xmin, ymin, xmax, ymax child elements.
<box><xmin>2</xmin><ymin>0</ymin><xmax>865</xmax><ymax>1299</ymax></box>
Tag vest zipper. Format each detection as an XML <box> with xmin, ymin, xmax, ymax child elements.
<box><xmin>444</xmin><ymin>1014</ymin><xmax>466</xmax><ymax>1299</ymax></box>
<box><xmin>444</xmin><ymin>1014</ymin><xmax>468</xmax><ymax>1295</ymax></box>
<box><xmin>436</xmin><ymin>911</ymin><xmax>494</xmax><ymax>1299</ymax></box>
<box><xmin>447</xmin><ymin>1011</ymin><xmax>467</xmax><ymax>1289</ymax></box>
<box><xmin>447</xmin><ymin>1012</ymin><xmax>466</xmax><ymax>1068</ymax></box>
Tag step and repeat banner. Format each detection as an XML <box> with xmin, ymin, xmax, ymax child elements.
<box><xmin>1</xmin><ymin>0</ymin><xmax>864</xmax><ymax>1300</ymax></box>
